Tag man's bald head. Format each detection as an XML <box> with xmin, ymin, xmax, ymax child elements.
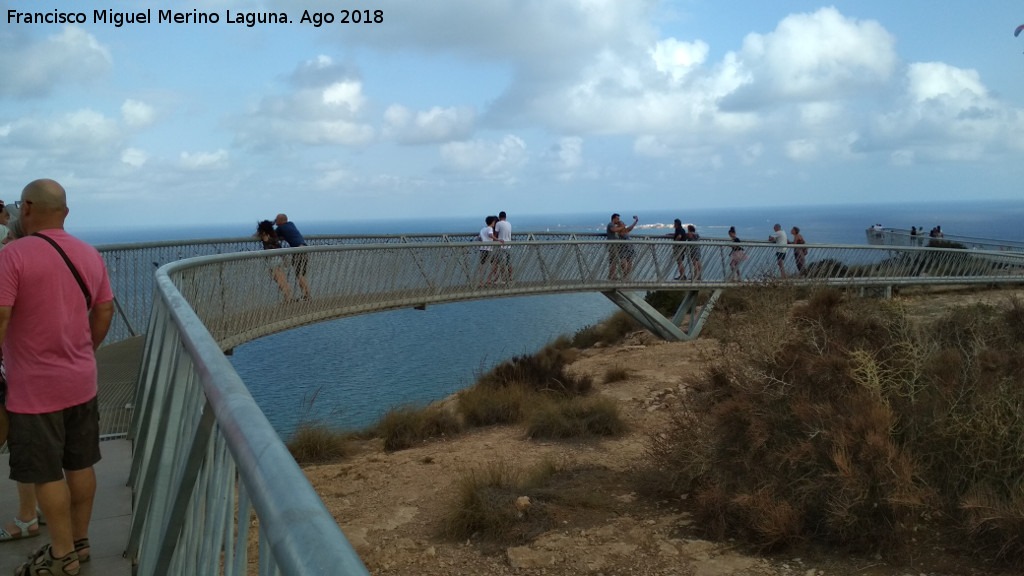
<box><xmin>20</xmin><ymin>178</ymin><xmax>69</xmax><ymax>233</ymax></box>
<box><xmin>22</xmin><ymin>179</ymin><xmax>68</xmax><ymax>211</ymax></box>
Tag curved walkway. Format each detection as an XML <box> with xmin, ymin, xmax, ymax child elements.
<box><xmin>110</xmin><ymin>237</ymin><xmax>1024</xmax><ymax>575</ymax></box>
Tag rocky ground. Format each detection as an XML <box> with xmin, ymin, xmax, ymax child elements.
<box><xmin>303</xmin><ymin>286</ymin><xmax>1024</xmax><ymax>576</ymax></box>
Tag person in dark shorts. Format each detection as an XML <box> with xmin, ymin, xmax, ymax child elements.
<box><xmin>0</xmin><ymin>179</ymin><xmax>114</xmax><ymax>574</ymax></box>
<box><xmin>606</xmin><ymin>213</ymin><xmax>638</xmax><ymax>280</ymax></box>
<box><xmin>274</xmin><ymin>213</ymin><xmax>312</xmax><ymax>300</ymax></box>
<box><xmin>728</xmin><ymin>226</ymin><xmax>748</xmax><ymax>282</ymax></box>
<box><xmin>768</xmin><ymin>223</ymin><xmax>788</xmax><ymax>278</ymax></box>
<box><xmin>671</xmin><ymin>219</ymin><xmax>687</xmax><ymax>280</ymax></box>
<box><xmin>790</xmin><ymin>226</ymin><xmax>808</xmax><ymax>274</ymax></box>
<box><xmin>686</xmin><ymin>224</ymin><xmax>703</xmax><ymax>281</ymax></box>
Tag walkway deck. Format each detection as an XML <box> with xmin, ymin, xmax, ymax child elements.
<box><xmin>1</xmin><ymin>339</ymin><xmax>143</xmax><ymax>575</ymax></box>
<box><xmin>0</xmin><ymin>439</ymin><xmax>133</xmax><ymax>575</ymax></box>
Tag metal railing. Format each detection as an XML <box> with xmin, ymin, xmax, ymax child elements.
<box><xmin>125</xmin><ymin>237</ymin><xmax>1024</xmax><ymax>575</ymax></box>
<box><xmin>97</xmin><ymin>232</ymin><xmax>602</xmax><ymax>344</ymax></box>
<box><xmin>866</xmin><ymin>227</ymin><xmax>1024</xmax><ymax>253</ymax></box>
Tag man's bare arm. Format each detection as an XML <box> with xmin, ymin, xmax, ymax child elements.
<box><xmin>90</xmin><ymin>301</ymin><xmax>115</xmax><ymax>351</ymax></box>
<box><xmin>0</xmin><ymin>306</ymin><xmax>10</xmax><ymax>349</ymax></box>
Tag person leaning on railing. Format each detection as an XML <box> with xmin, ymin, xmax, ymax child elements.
<box><xmin>606</xmin><ymin>213</ymin><xmax>638</xmax><ymax>280</ymax></box>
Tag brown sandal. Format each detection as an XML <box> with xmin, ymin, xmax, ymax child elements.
<box><xmin>15</xmin><ymin>544</ymin><xmax>80</xmax><ymax>575</ymax></box>
<box><xmin>73</xmin><ymin>538</ymin><xmax>90</xmax><ymax>563</ymax></box>
<box><xmin>27</xmin><ymin>539</ymin><xmax>89</xmax><ymax>563</ymax></box>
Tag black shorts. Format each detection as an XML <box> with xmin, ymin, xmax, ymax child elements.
<box><xmin>7</xmin><ymin>396</ymin><xmax>101</xmax><ymax>484</ymax></box>
<box><xmin>776</xmin><ymin>253</ymin><xmax>786</xmax><ymax>262</ymax></box>
<box><xmin>479</xmin><ymin>250</ymin><xmax>492</xmax><ymax>264</ymax></box>
<box><xmin>290</xmin><ymin>252</ymin><xmax>309</xmax><ymax>276</ymax></box>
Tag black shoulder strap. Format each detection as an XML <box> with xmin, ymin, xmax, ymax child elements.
<box><xmin>32</xmin><ymin>232</ymin><xmax>92</xmax><ymax>309</ymax></box>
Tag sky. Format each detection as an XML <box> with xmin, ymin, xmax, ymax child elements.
<box><xmin>1</xmin><ymin>0</ymin><xmax>1023</xmax><ymax>230</ymax></box>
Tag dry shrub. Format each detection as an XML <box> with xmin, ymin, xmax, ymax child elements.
<box><xmin>647</xmin><ymin>287</ymin><xmax>1024</xmax><ymax>564</ymax></box>
<box><xmin>375</xmin><ymin>404</ymin><xmax>463</xmax><ymax>452</ymax></box>
<box><xmin>525</xmin><ymin>396</ymin><xmax>626</xmax><ymax>440</ymax></box>
<box><xmin>441</xmin><ymin>462</ymin><xmax>553</xmax><ymax>544</ymax></box>
<box><xmin>458</xmin><ymin>384</ymin><xmax>531</xmax><ymax>426</ymax></box>
<box><xmin>603</xmin><ymin>366</ymin><xmax>629</xmax><ymax>383</ymax></box>
<box><xmin>287</xmin><ymin>424</ymin><xmax>353</xmax><ymax>464</ymax></box>
<box><xmin>477</xmin><ymin>345</ymin><xmax>592</xmax><ymax>396</ymax></box>
<box><xmin>571</xmin><ymin>310</ymin><xmax>639</xmax><ymax>348</ymax></box>
<box><xmin>646</xmin><ymin>288</ymin><xmax>931</xmax><ymax>552</ymax></box>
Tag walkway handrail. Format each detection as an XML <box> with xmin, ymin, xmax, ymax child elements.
<box><xmin>97</xmin><ymin>232</ymin><xmax>643</xmax><ymax>345</ymax></box>
<box><xmin>127</xmin><ymin>261</ymin><xmax>370</xmax><ymax>576</ymax></box>
<box><xmin>867</xmin><ymin>227</ymin><xmax>1024</xmax><ymax>253</ymax></box>
<box><xmin>126</xmin><ymin>237</ymin><xmax>1024</xmax><ymax>574</ymax></box>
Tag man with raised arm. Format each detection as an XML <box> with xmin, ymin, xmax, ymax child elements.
<box><xmin>0</xmin><ymin>179</ymin><xmax>114</xmax><ymax>575</ymax></box>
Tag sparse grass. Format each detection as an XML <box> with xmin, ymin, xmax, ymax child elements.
<box><xmin>603</xmin><ymin>366</ymin><xmax>629</xmax><ymax>384</ymax></box>
<box><xmin>458</xmin><ymin>383</ymin><xmax>531</xmax><ymax>426</ymax></box>
<box><xmin>375</xmin><ymin>404</ymin><xmax>463</xmax><ymax>452</ymax></box>
<box><xmin>287</xmin><ymin>424</ymin><xmax>354</xmax><ymax>464</ymax></box>
<box><xmin>525</xmin><ymin>396</ymin><xmax>627</xmax><ymax>440</ymax></box>
<box><xmin>643</xmin><ymin>287</ymin><xmax>1024</xmax><ymax>567</ymax></box>
<box><xmin>571</xmin><ymin>310</ymin><xmax>639</xmax><ymax>348</ymax></box>
<box><xmin>441</xmin><ymin>462</ymin><xmax>552</xmax><ymax>544</ymax></box>
<box><xmin>475</xmin><ymin>342</ymin><xmax>592</xmax><ymax>396</ymax></box>
<box><xmin>287</xmin><ymin>386</ymin><xmax>352</xmax><ymax>463</ymax></box>
<box><xmin>442</xmin><ymin>460</ymin><xmax>622</xmax><ymax>546</ymax></box>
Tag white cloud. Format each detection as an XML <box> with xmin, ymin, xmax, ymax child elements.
<box><xmin>541</xmin><ymin>137</ymin><xmax>583</xmax><ymax>180</ymax></box>
<box><xmin>322</xmin><ymin>81</ymin><xmax>365</xmax><ymax>111</ymax></box>
<box><xmin>384</xmin><ymin>105</ymin><xmax>476</xmax><ymax>144</ymax></box>
<box><xmin>1</xmin><ymin>110</ymin><xmax>121</xmax><ymax>158</ymax></box>
<box><xmin>855</xmin><ymin>62</ymin><xmax>1024</xmax><ymax>163</ymax></box>
<box><xmin>906</xmin><ymin>62</ymin><xmax>987</xmax><ymax>104</ymax></box>
<box><xmin>121</xmin><ymin>148</ymin><xmax>147</xmax><ymax>167</ymax></box>
<box><xmin>650</xmin><ymin>38</ymin><xmax>709</xmax><ymax>83</ymax></box>
<box><xmin>180</xmin><ymin>150</ymin><xmax>229</xmax><ymax>170</ymax></box>
<box><xmin>0</xmin><ymin>26</ymin><xmax>112</xmax><ymax>99</ymax></box>
<box><xmin>122</xmin><ymin>100</ymin><xmax>155</xmax><ymax>127</ymax></box>
<box><xmin>235</xmin><ymin>56</ymin><xmax>375</xmax><ymax>149</ymax></box>
<box><xmin>440</xmin><ymin>135</ymin><xmax>527</xmax><ymax>180</ymax></box>
<box><xmin>785</xmin><ymin>139</ymin><xmax>818</xmax><ymax>162</ymax></box>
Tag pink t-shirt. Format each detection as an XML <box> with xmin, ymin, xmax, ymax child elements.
<box><xmin>0</xmin><ymin>230</ymin><xmax>114</xmax><ymax>414</ymax></box>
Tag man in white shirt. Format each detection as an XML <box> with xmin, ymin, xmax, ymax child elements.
<box><xmin>494</xmin><ymin>211</ymin><xmax>512</xmax><ymax>283</ymax></box>
<box><xmin>769</xmin><ymin>223</ymin><xmax>788</xmax><ymax>278</ymax></box>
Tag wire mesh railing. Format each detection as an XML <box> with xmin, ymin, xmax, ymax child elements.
<box><xmin>125</xmin><ymin>237</ymin><xmax>1023</xmax><ymax>575</ymax></box>
<box><xmin>127</xmin><ymin>264</ymin><xmax>370</xmax><ymax>576</ymax></box>
<box><xmin>866</xmin><ymin>227</ymin><xmax>1024</xmax><ymax>253</ymax></box>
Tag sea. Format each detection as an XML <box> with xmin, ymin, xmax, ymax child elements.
<box><xmin>75</xmin><ymin>201</ymin><xmax>1024</xmax><ymax>438</ymax></box>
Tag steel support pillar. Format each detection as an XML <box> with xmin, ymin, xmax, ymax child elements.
<box><xmin>601</xmin><ymin>289</ymin><xmax>722</xmax><ymax>342</ymax></box>
<box><xmin>671</xmin><ymin>289</ymin><xmax>722</xmax><ymax>341</ymax></box>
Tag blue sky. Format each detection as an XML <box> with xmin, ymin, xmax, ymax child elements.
<box><xmin>2</xmin><ymin>0</ymin><xmax>1022</xmax><ymax>229</ymax></box>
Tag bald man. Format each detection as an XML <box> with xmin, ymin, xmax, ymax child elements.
<box><xmin>0</xmin><ymin>179</ymin><xmax>114</xmax><ymax>573</ymax></box>
<box><xmin>274</xmin><ymin>213</ymin><xmax>311</xmax><ymax>299</ymax></box>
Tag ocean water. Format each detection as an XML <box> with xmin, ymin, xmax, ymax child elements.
<box><xmin>77</xmin><ymin>200</ymin><xmax>1024</xmax><ymax>437</ymax></box>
